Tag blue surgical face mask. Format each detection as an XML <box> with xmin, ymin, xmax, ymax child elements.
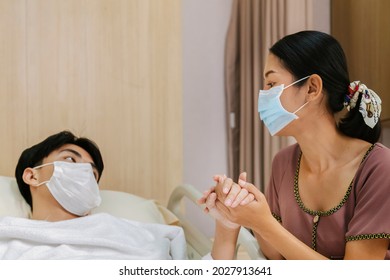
<box><xmin>258</xmin><ymin>76</ymin><xmax>310</xmax><ymax>136</ymax></box>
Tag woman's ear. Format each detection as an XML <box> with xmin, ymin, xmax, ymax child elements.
<box><xmin>22</xmin><ymin>168</ymin><xmax>39</xmax><ymax>187</ymax></box>
<box><xmin>306</xmin><ymin>74</ymin><xmax>323</xmax><ymax>101</ymax></box>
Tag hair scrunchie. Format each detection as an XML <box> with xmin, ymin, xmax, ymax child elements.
<box><xmin>344</xmin><ymin>81</ymin><xmax>382</xmax><ymax>128</ymax></box>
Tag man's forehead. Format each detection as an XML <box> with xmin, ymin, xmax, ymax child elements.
<box><xmin>50</xmin><ymin>144</ymin><xmax>94</xmax><ymax>162</ymax></box>
<box><xmin>57</xmin><ymin>144</ymin><xmax>86</xmax><ymax>154</ymax></box>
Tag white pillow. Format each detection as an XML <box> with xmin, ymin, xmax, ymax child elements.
<box><xmin>92</xmin><ymin>190</ymin><xmax>166</xmax><ymax>224</ymax></box>
<box><xmin>0</xmin><ymin>175</ymin><xmax>165</xmax><ymax>224</ymax></box>
<box><xmin>0</xmin><ymin>176</ymin><xmax>31</xmax><ymax>218</ymax></box>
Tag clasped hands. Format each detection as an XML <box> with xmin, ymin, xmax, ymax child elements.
<box><xmin>198</xmin><ymin>172</ymin><xmax>270</xmax><ymax>231</ymax></box>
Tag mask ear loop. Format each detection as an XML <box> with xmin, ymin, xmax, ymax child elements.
<box><xmin>33</xmin><ymin>180</ymin><xmax>50</xmax><ymax>187</ymax></box>
<box><xmin>33</xmin><ymin>162</ymin><xmax>54</xmax><ymax>170</ymax></box>
<box><xmin>32</xmin><ymin>162</ymin><xmax>54</xmax><ymax>187</ymax></box>
<box><xmin>287</xmin><ymin>75</ymin><xmax>311</xmax><ymax>114</ymax></box>
<box><xmin>284</xmin><ymin>75</ymin><xmax>311</xmax><ymax>90</ymax></box>
<box><xmin>293</xmin><ymin>101</ymin><xmax>309</xmax><ymax>114</ymax></box>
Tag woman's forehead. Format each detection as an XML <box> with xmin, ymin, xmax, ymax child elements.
<box><xmin>263</xmin><ymin>54</ymin><xmax>290</xmax><ymax>79</ymax></box>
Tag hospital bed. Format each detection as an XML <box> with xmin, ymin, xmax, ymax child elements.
<box><xmin>0</xmin><ymin>175</ymin><xmax>264</xmax><ymax>260</ymax></box>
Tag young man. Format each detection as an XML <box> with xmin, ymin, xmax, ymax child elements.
<box><xmin>0</xmin><ymin>131</ymin><xmax>186</xmax><ymax>259</ymax></box>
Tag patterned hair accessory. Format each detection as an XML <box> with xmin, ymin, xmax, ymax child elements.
<box><xmin>344</xmin><ymin>81</ymin><xmax>382</xmax><ymax>128</ymax></box>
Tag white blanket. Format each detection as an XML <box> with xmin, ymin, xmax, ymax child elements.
<box><xmin>0</xmin><ymin>213</ymin><xmax>187</xmax><ymax>260</ymax></box>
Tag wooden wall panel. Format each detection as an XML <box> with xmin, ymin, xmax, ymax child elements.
<box><xmin>26</xmin><ymin>0</ymin><xmax>89</xmax><ymax>140</ymax></box>
<box><xmin>331</xmin><ymin>0</ymin><xmax>390</xmax><ymax>121</ymax></box>
<box><xmin>0</xmin><ymin>0</ymin><xmax>28</xmax><ymax>176</ymax></box>
<box><xmin>0</xmin><ymin>0</ymin><xmax>182</xmax><ymax>205</ymax></box>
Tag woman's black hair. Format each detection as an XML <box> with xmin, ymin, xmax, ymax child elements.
<box><xmin>15</xmin><ymin>130</ymin><xmax>104</xmax><ymax>209</ymax></box>
<box><xmin>269</xmin><ymin>30</ymin><xmax>381</xmax><ymax>143</ymax></box>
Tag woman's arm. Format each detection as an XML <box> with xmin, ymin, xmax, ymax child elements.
<box><xmin>254</xmin><ymin>232</ymin><xmax>284</xmax><ymax>260</ymax></box>
<box><xmin>344</xmin><ymin>239</ymin><xmax>389</xmax><ymax>259</ymax></box>
<box><xmin>211</xmin><ymin>222</ymin><xmax>240</xmax><ymax>259</ymax></box>
<box><xmin>198</xmin><ymin>173</ymin><xmax>254</xmax><ymax>259</ymax></box>
<box><xmin>200</xmin><ymin>190</ymin><xmax>241</xmax><ymax>260</ymax></box>
<box><xmin>250</xmin><ymin>215</ymin><xmax>327</xmax><ymax>260</ymax></box>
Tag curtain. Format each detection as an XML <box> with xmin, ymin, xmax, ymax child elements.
<box><xmin>225</xmin><ymin>0</ymin><xmax>314</xmax><ymax>191</ymax></box>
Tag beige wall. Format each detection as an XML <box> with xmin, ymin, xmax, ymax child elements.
<box><xmin>182</xmin><ymin>0</ymin><xmax>233</xmax><ymax>238</ymax></box>
<box><xmin>0</xmin><ymin>0</ymin><xmax>182</xmax><ymax>205</ymax></box>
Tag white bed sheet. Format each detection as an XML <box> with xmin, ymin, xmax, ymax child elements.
<box><xmin>0</xmin><ymin>212</ymin><xmax>187</xmax><ymax>260</ymax></box>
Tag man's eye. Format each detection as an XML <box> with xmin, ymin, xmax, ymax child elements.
<box><xmin>64</xmin><ymin>156</ymin><xmax>76</xmax><ymax>162</ymax></box>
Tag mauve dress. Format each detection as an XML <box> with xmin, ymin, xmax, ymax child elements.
<box><xmin>266</xmin><ymin>143</ymin><xmax>390</xmax><ymax>259</ymax></box>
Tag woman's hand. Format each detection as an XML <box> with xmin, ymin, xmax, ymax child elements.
<box><xmin>215</xmin><ymin>181</ymin><xmax>273</xmax><ymax>231</ymax></box>
<box><xmin>214</xmin><ymin>172</ymin><xmax>255</xmax><ymax>208</ymax></box>
<box><xmin>199</xmin><ymin>187</ymin><xmax>240</xmax><ymax>230</ymax></box>
<box><xmin>198</xmin><ymin>172</ymin><xmax>255</xmax><ymax>230</ymax></box>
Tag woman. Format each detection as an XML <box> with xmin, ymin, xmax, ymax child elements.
<box><xmin>199</xmin><ymin>30</ymin><xmax>390</xmax><ymax>259</ymax></box>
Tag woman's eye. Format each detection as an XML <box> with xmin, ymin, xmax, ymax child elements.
<box><xmin>267</xmin><ymin>82</ymin><xmax>275</xmax><ymax>88</ymax></box>
<box><xmin>263</xmin><ymin>82</ymin><xmax>275</xmax><ymax>90</ymax></box>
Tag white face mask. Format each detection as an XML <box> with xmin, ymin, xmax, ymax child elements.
<box><xmin>34</xmin><ymin>161</ymin><xmax>101</xmax><ymax>216</ymax></box>
<box><xmin>258</xmin><ymin>76</ymin><xmax>310</xmax><ymax>136</ymax></box>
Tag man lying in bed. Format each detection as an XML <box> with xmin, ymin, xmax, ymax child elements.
<box><xmin>0</xmin><ymin>130</ymin><xmax>186</xmax><ymax>259</ymax></box>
